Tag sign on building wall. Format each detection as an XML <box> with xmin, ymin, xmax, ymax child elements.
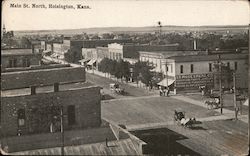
<box><xmin>175</xmin><ymin>73</ymin><xmax>214</xmax><ymax>89</ymax></box>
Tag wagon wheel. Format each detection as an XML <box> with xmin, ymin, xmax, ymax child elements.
<box><xmin>173</xmin><ymin>115</ymin><xmax>177</xmax><ymax>123</ymax></box>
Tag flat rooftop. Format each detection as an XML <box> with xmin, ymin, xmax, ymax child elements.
<box><xmin>1</xmin><ymin>81</ymin><xmax>96</xmax><ymax>97</ymax></box>
<box><xmin>167</xmin><ymin>53</ymin><xmax>248</xmax><ymax>62</ymax></box>
<box><xmin>1</xmin><ymin>49</ymin><xmax>34</xmax><ymax>56</ymax></box>
<box><xmin>139</xmin><ymin>50</ymin><xmax>205</xmax><ymax>55</ymax></box>
<box><xmin>10</xmin><ymin>138</ymin><xmax>140</xmax><ymax>155</ymax></box>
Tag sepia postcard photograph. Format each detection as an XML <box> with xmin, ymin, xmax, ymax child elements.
<box><xmin>1</xmin><ymin>0</ymin><xmax>250</xmax><ymax>155</ymax></box>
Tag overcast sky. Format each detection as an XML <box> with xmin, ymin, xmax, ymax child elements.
<box><xmin>2</xmin><ymin>0</ymin><xmax>250</xmax><ymax>31</ymax></box>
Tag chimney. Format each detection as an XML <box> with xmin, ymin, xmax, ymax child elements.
<box><xmin>54</xmin><ymin>83</ymin><xmax>59</xmax><ymax>92</ymax></box>
<box><xmin>193</xmin><ymin>39</ymin><xmax>197</xmax><ymax>50</ymax></box>
<box><xmin>31</xmin><ymin>86</ymin><xmax>36</xmax><ymax>95</ymax></box>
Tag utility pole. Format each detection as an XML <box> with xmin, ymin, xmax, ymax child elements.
<box><xmin>60</xmin><ymin>106</ymin><xmax>64</xmax><ymax>156</ymax></box>
<box><xmin>248</xmin><ymin>23</ymin><xmax>250</xmax><ymax>156</ymax></box>
<box><xmin>157</xmin><ymin>21</ymin><xmax>162</xmax><ymax>44</ymax></box>
<box><xmin>158</xmin><ymin>21</ymin><xmax>162</xmax><ymax>38</ymax></box>
<box><xmin>166</xmin><ymin>64</ymin><xmax>168</xmax><ymax>87</ymax></box>
<box><xmin>218</xmin><ymin>54</ymin><xmax>223</xmax><ymax>114</ymax></box>
<box><xmin>233</xmin><ymin>71</ymin><xmax>237</xmax><ymax>120</ymax></box>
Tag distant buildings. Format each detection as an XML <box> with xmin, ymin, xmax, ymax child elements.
<box><xmin>82</xmin><ymin>39</ymin><xmax>132</xmax><ymax>48</ymax></box>
<box><xmin>1</xmin><ymin>24</ymin><xmax>14</xmax><ymax>40</ymax></box>
<box><xmin>107</xmin><ymin>43</ymin><xmax>180</xmax><ymax>61</ymax></box>
<box><xmin>45</xmin><ymin>38</ymin><xmax>133</xmax><ymax>63</ymax></box>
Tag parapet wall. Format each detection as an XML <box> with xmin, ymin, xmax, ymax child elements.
<box><xmin>1</xmin><ymin>66</ymin><xmax>86</xmax><ymax>90</ymax></box>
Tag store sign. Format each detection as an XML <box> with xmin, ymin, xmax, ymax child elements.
<box><xmin>176</xmin><ymin>73</ymin><xmax>214</xmax><ymax>88</ymax></box>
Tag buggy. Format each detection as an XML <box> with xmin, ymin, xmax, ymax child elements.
<box><xmin>174</xmin><ymin>110</ymin><xmax>202</xmax><ymax>128</ymax></box>
<box><xmin>204</xmin><ymin>97</ymin><xmax>220</xmax><ymax>109</ymax></box>
<box><xmin>110</xmin><ymin>83</ymin><xmax>125</xmax><ymax>95</ymax></box>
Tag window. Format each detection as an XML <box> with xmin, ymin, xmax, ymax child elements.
<box><xmin>67</xmin><ymin>105</ymin><xmax>76</xmax><ymax>125</ymax></box>
<box><xmin>190</xmin><ymin>64</ymin><xmax>194</xmax><ymax>73</ymax></box>
<box><xmin>227</xmin><ymin>62</ymin><xmax>230</xmax><ymax>69</ymax></box>
<box><xmin>8</xmin><ymin>59</ymin><xmax>13</xmax><ymax>68</ymax></box>
<box><xmin>170</xmin><ymin>64</ymin><xmax>173</xmax><ymax>73</ymax></box>
<box><xmin>180</xmin><ymin>65</ymin><xmax>183</xmax><ymax>74</ymax></box>
<box><xmin>17</xmin><ymin>109</ymin><xmax>25</xmax><ymax>126</ymax></box>
<box><xmin>13</xmin><ymin>58</ymin><xmax>17</xmax><ymax>67</ymax></box>
<box><xmin>22</xmin><ymin>58</ymin><xmax>26</xmax><ymax>67</ymax></box>
<box><xmin>209</xmin><ymin>63</ymin><xmax>212</xmax><ymax>72</ymax></box>
<box><xmin>234</xmin><ymin>62</ymin><xmax>238</xmax><ymax>70</ymax></box>
<box><xmin>27</xmin><ymin>58</ymin><xmax>30</xmax><ymax>67</ymax></box>
<box><xmin>22</xmin><ymin>58</ymin><xmax>30</xmax><ymax>67</ymax></box>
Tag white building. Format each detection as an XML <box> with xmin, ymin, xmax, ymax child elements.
<box><xmin>160</xmin><ymin>53</ymin><xmax>248</xmax><ymax>92</ymax></box>
<box><xmin>138</xmin><ymin>50</ymin><xmax>248</xmax><ymax>92</ymax></box>
<box><xmin>139</xmin><ymin>50</ymin><xmax>207</xmax><ymax>73</ymax></box>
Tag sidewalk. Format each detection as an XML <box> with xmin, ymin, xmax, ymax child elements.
<box><xmin>86</xmin><ymin>69</ymin><xmax>160</xmax><ymax>94</ymax></box>
<box><xmin>171</xmin><ymin>95</ymin><xmax>248</xmax><ymax>123</ymax></box>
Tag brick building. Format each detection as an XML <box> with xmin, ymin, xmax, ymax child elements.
<box><xmin>1</xmin><ymin>49</ymin><xmax>42</xmax><ymax>71</ymax></box>
<box><xmin>0</xmin><ymin>64</ymin><xmax>146</xmax><ymax>155</ymax></box>
<box><xmin>0</xmin><ymin>66</ymin><xmax>102</xmax><ymax>137</ymax></box>
<box><xmin>31</xmin><ymin>41</ymin><xmax>42</xmax><ymax>53</ymax></box>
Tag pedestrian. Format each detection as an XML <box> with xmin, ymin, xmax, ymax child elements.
<box><xmin>159</xmin><ymin>88</ymin><xmax>162</xmax><ymax>96</ymax></box>
<box><xmin>163</xmin><ymin>88</ymin><xmax>166</xmax><ymax>96</ymax></box>
<box><xmin>201</xmin><ymin>88</ymin><xmax>204</xmax><ymax>96</ymax></box>
<box><xmin>167</xmin><ymin>88</ymin><xmax>170</xmax><ymax>96</ymax></box>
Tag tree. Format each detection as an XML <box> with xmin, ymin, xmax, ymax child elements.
<box><xmin>102</xmin><ymin>33</ymin><xmax>115</xmax><ymax>39</ymax></box>
<box><xmin>114</xmin><ymin>61</ymin><xmax>122</xmax><ymax>79</ymax></box>
<box><xmin>64</xmin><ymin>50</ymin><xmax>74</xmax><ymax>63</ymax></box>
<box><xmin>98</xmin><ymin>58</ymin><xmax>110</xmax><ymax>73</ymax></box>
<box><xmin>98</xmin><ymin>58</ymin><xmax>131</xmax><ymax>81</ymax></box>
<box><xmin>219</xmin><ymin>33</ymin><xmax>248</xmax><ymax>49</ymax></box>
<box><xmin>133</xmin><ymin>61</ymin><xmax>153</xmax><ymax>86</ymax></box>
<box><xmin>121</xmin><ymin>60</ymin><xmax>130</xmax><ymax>82</ymax></box>
<box><xmin>90</xmin><ymin>34</ymin><xmax>100</xmax><ymax>40</ymax></box>
<box><xmin>64</xmin><ymin>49</ymin><xmax>82</xmax><ymax>63</ymax></box>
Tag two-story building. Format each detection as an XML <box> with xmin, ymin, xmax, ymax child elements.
<box><xmin>139</xmin><ymin>50</ymin><xmax>207</xmax><ymax>73</ymax></box>
<box><xmin>158</xmin><ymin>53</ymin><xmax>248</xmax><ymax>92</ymax></box>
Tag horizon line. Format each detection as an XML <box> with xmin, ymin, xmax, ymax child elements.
<box><xmin>11</xmin><ymin>24</ymin><xmax>249</xmax><ymax>32</ymax></box>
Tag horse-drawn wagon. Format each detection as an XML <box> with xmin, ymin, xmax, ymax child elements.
<box><xmin>174</xmin><ymin>110</ymin><xmax>202</xmax><ymax>128</ymax></box>
<box><xmin>110</xmin><ymin>83</ymin><xmax>125</xmax><ymax>95</ymax></box>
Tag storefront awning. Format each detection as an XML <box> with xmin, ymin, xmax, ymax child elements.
<box><xmin>43</xmin><ymin>50</ymin><xmax>51</xmax><ymax>53</ymax></box>
<box><xmin>157</xmin><ymin>78</ymin><xmax>175</xmax><ymax>87</ymax></box>
<box><xmin>51</xmin><ymin>53</ymin><xmax>58</xmax><ymax>58</ymax></box>
<box><xmin>58</xmin><ymin>55</ymin><xmax>64</xmax><ymax>59</ymax></box>
<box><xmin>78</xmin><ymin>58</ymin><xmax>90</xmax><ymax>63</ymax></box>
<box><xmin>87</xmin><ymin>59</ymin><xmax>96</xmax><ymax>65</ymax></box>
<box><xmin>150</xmin><ymin>67</ymin><xmax>158</xmax><ymax>72</ymax></box>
